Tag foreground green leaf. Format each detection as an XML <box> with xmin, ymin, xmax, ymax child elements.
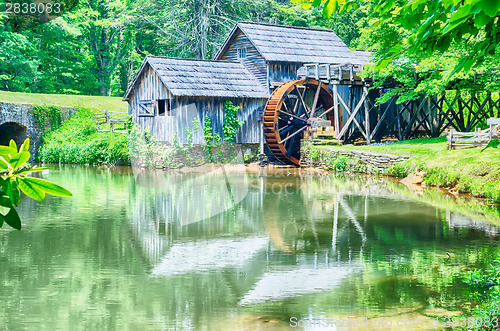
<box><xmin>15</xmin><ymin>167</ymin><xmax>51</xmax><ymax>175</ymax></box>
<box><xmin>0</xmin><ymin>194</ymin><xmax>12</xmax><ymax>206</ymax></box>
<box><xmin>17</xmin><ymin>178</ymin><xmax>45</xmax><ymax>201</ymax></box>
<box><xmin>19</xmin><ymin>138</ymin><xmax>30</xmax><ymax>153</ymax></box>
<box><xmin>21</xmin><ymin>177</ymin><xmax>73</xmax><ymax>197</ymax></box>
<box><xmin>0</xmin><ymin>194</ymin><xmax>12</xmax><ymax>215</ymax></box>
<box><xmin>5</xmin><ymin>181</ymin><xmax>20</xmax><ymax>205</ymax></box>
<box><xmin>0</xmin><ymin>138</ymin><xmax>72</xmax><ymax>231</ymax></box>
<box><xmin>3</xmin><ymin>207</ymin><xmax>21</xmax><ymax>230</ymax></box>
<box><xmin>481</xmin><ymin>139</ymin><xmax>500</xmax><ymax>152</ymax></box>
<box><xmin>9</xmin><ymin>140</ymin><xmax>17</xmax><ymax>151</ymax></box>
<box><xmin>0</xmin><ymin>146</ymin><xmax>17</xmax><ymax>156</ymax></box>
<box><xmin>323</xmin><ymin>0</ymin><xmax>338</xmax><ymax>18</ymax></box>
<box><xmin>10</xmin><ymin>151</ymin><xmax>31</xmax><ymax>169</ymax></box>
<box><xmin>0</xmin><ymin>205</ymin><xmax>10</xmax><ymax>217</ymax></box>
<box><xmin>0</xmin><ymin>157</ymin><xmax>9</xmax><ymax>170</ymax></box>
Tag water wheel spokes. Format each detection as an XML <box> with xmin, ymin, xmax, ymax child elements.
<box><xmin>263</xmin><ymin>79</ymin><xmax>335</xmax><ymax>165</ymax></box>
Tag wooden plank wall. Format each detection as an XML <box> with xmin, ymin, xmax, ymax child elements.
<box><xmin>128</xmin><ymin>64</ymin><xmax>175</xmax><ymax>141</ymax></box>
<box><xmin>268</xmin><ymin>62</ymin><xmax>303</xmax><ymax>91</ymax></box>
<box><xmin>172</xmin><ymin>97</ymin><xmax>266</xmax><ymax>144</ymax></box>
<box><xmin>218</xmin><ymin>31</ymin><xmax>268</xmax><ymax>88</ymax></box>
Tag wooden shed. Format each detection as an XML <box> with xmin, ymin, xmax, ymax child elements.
<box><xmin>123</xmin><ymin>57</ymin><xmax>269</xmax><ymax>143</ymax></box>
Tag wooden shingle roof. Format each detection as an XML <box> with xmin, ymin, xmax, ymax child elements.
<box><xmin>216</xmin><ymin>22</ymin><xmax>370</xmax><ymax>65</ymax></box>
<box><xmin>124</xmin><ymin>56</ymin><xmax>269</xmax><ymax>99</ymax></box>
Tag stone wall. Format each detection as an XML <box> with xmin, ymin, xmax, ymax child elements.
<box><xmin>300</xmin><ymin>142</ymin><xmax>409</xmax><ymax>174</ymax></box>
<box><xmin>0</xmin><ymin>101</ymin><xmax>77</xmax><ymax>160</ymax></box>
<box><xmin>131</xmin><ymin>142</ymin><xmax>260</xmax><ymax>169</ymax></box>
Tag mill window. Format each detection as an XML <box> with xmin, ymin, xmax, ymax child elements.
<box><xmin>237</xmin><ymin>47</ymin><xmax>247</xmax><ymax>59</ymax></box>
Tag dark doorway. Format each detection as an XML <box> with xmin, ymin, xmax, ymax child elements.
<box><xmin>0</xmin><ymin>122</ymin><xmax>28</xmax><ymax>147</ymax></box>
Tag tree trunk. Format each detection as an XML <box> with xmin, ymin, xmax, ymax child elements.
<box><xmin>98</xmin><ymin>76</ymin><xmax>107</xmax><ymax>96</ymax></box>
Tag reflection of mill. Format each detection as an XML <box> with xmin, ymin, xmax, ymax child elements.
<box><xmin>122</xmin><ymin>170</ymin><xmax>500</xmax><ymax>328</ymax></box>
<box><xmin>128</xmin><ymin>171</ymin><xmax>398</xmax><ymax>305</ymax></box>
<box><xmin>264</xmin><ymin>191</ymin><xmax>368</xmax><ymax>257</ymax></box>
<box><xmin>262</xmin><ymin>176</ymin><xmax>385</xmax><ymax>261</ymax></box>
<box><xmin>129</xmin><ymin>170</ymin><xmax>385</xmax><ymax>260</ymax></box>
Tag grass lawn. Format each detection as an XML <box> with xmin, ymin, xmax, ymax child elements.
<box><xmin>0</xmin><ymin>91</ymin><xmax>127</xmax><ymax>112</ymax></box>
<box><xmin>320</xmin><ymin>136</ymin><xmax>500</xmax><ymax>170</ymax></box>
<box><xmin>316</xmin><ymin>136</ymin><xmax>500</xmax><ymax>203</ymax></box>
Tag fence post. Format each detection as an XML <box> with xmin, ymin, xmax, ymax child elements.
<box><xmin>104</xmin><ymin>109</ymin><xmax>112</xmax><ymax>132</ymax></box>
<box><xmin>448</xmin><ymin>129</ymin><xmax>453</xmax><ymax>150</ymax></box>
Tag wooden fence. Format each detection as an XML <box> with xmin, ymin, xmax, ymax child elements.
<box><xmin>447</xmin><ymin>128</ymin><xmax>497</xmax><ymax>149</ymax></box>
<box><xmin>94</xmin><ymin>110</ymin><xmax>129</xmax><ymax>133</ymax></box>
<box><xmin>447</xmin><ymin>117</ymin><xmax>500</xmax><ymax>149</ymax></box>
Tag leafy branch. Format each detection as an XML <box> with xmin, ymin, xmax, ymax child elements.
<box><xmin>298</xmin><ymin>0</ymin><xmax>500</xmax><ymax>76</ymax></box>
<box><xmin>0</xmin><ymin>138</ymin><xmax>72</xmax><ymax>230</ymax></box>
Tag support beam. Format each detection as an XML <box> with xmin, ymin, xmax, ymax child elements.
<box><xmin>310</xmin><ymin>83</ymin><xmax>322</xmax><ymax>118</ymax></box>
<box><xmin>337</xmin><ymin>91</ymin><xmax>368</xmax><ymax>140</ymax></box>
<box><xmin>333</xmin><ymin>84</ymin><xmax>340</xmax><ymax>134</ymax></box>
<box><xmin>401</xmin><ymin>98</ymin><xmax>428</xmax><ymax>138</ymax></box>
<box><xmin>369</xmin><ymin>96</ymin><xmax>396</xmax><ymax>141</ymax></box>
<box><xmin>363</xmin><ymin>84</ymin><xmax>371</xmax><ymax>145</ymax></box>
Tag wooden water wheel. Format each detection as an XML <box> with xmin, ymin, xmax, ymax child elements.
<box><xmin>263</xmin><ymin>79</ymin><xmax>338</xmax><ymax>165</ymax></box>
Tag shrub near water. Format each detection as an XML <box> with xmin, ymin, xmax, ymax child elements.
<box><xmin>38</xmin><ymin>108</ymin><xmax>130</xmax><ymax>165</ymax></box>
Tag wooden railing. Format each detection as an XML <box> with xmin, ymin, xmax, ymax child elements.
<box><xmin>447</xmin><ymin>118</ymin><xmax>499</xmax><ymax>149</ymax></box>
<box><xmin>94</xmin><ymin>110</ymin><xmax>129</xmax><ymax>133</ymax></box>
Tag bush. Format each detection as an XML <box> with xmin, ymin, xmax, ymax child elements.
<box><xmin>424</xmin><ymin>167</ymin><xmax>460</xmax><ymax>187</ymax></box>
<box><xmin>128</xmin><ymin>125</ymin><xmax>171</xmax><ymax>168</ymax></box>
<box><xmin>387</xmin><ymin>162</ymin><xmax>410</xmax><ymax>177</ymax></box>
<box><xmin>333</xmin><ymin>156</ymin><xmax>348</xmax><ymax>172</ymax></box>
<box><xmin>38</xmin><ymin>108</ymin><xmax>130</xmax><ymax>165</ymax></box>
<box><xmin>465</xmin><ymin>262</ymin><xmax>500</xmax><ymax>330</ymax></box>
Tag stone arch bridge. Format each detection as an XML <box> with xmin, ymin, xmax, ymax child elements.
<box><xmin>0</xmin><ymin>101</ymin><xmax>76</xmax><ymax>159</ymax></box>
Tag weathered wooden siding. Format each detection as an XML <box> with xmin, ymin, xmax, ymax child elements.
<box><xmin>171</xmin><ymin>97</ymin><xmax>266</xmax><ymax>144</ymax></box>
<box><xmin>218</xmin><ymin>31</ymin><xmax>268</xmax><ymax>89</ymax></box>
<box><xmin>268</xmin><ymin>62</ymin><xmax>303</xmax><ymax>91</ymax></box>
<box><xmin>128</xmin><ymin>64</ymin><xmax>175</xmax><ymax>141</ymax></box>
<box><xmin>128</xmin><ymin>63</ymin><xmax>267</xmax><ymax>144</ymax></box>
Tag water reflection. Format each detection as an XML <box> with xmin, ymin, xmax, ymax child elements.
<box><xmin>151</xmin><ymin>237</ymin><xmax>269</xmax><ymax>276</ymax></box>
<box><xmin>0</xmin><ymin>165</ymin><xmax>499</xmax><ymax>330</ymax></box>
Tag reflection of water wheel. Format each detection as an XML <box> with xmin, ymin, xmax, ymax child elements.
<box><xmin>263</xmin><ymin>79</ymin><xmax>337</xmax><ymax>165</ymax></box>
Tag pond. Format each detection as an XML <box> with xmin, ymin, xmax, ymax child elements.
<box><xmin>1</xmin><ymin>165</ymin><xmax>499</xmax><ymax>330</ymax></box>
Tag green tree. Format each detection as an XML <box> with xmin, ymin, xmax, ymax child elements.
<box><xmin>0</xmin><ymin>13</ymin><xmax>37</xmax><ymax>92</ymax></box>
<box><xmin>29</xmin><ymin>20</ymin><xmax>97</xmax><ymax>95</ymax></box>
<box><xmin>0</xmin><ymin>0</ymin><xmax>368</xmax><ymax>96</ymax></box>
<box><xmin>135</xmin><ymin>0</ymin><xmax>268</xmax><ymax>59</ymax></box>
<box><xmin>71</xmin><ymin>0</ymin><xmax>135</xmax><ymax>96</ymax></box>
